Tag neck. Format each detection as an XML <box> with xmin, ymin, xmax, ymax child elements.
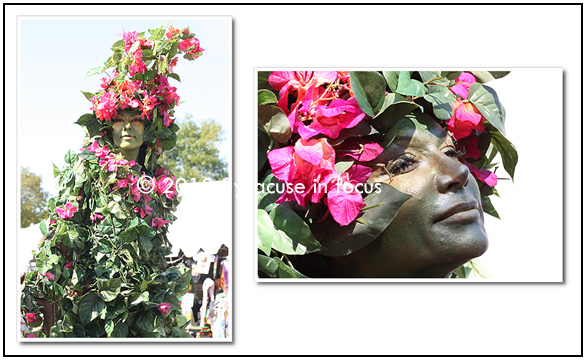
<box><xmin>121</xmin><ymin>148</ymin><xmax>139</xmax><ymax>163</ymax></box>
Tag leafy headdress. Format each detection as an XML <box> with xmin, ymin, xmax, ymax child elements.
<box><xmin>257</xmin><ymin>70</ymin><xmax>518</xmax><ymax>278</ymax></box>
<box><xmin>76</xmin><ymin>22</ymin><xmax>204</xmax><ymax>170</ymax></box>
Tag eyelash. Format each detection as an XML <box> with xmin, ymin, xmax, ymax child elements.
<box><xmin>386</xmin><ymin>148</ymin><xmax>466</xmax><ymax>175</ymax></box>
<box><xmin>114</xmin><ymin>118</ymin><xmax>141</xmax><ymax>123</ymax></box>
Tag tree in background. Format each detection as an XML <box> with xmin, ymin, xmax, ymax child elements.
<box><xmin>20</xmin><ymin>167</ymin><xmax>49</xmax><ymax>228</ymax></box>
<box><xmin>160</xmin><ymin>114</ymin><xmax>228</xmax><ymax>181</ymax></box>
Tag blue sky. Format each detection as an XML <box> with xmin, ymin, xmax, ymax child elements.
<box><xmin>18</xmin><ymin>17</ymin><xmax>232</xmax><ymax>195</ymax></box>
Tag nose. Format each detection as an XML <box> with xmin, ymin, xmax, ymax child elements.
<box><xmin>435</xmin><ymin>155</ymin><xmax>470</xmax><ymax>193</ymax></box>
<box><xmin>122</xmin><ymin>119</ymin><xmax>132</xmax><ymax>130</ymax></box>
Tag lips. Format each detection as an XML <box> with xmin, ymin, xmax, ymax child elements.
<box><xmin>435</xmin><ymin>200</ymin><xmax>480</xmax><ymax>223</ymax></box>
<box><xmin>122</xmin><ymin>134</ymin><xmax>135</xmax><ymax>140</ymax></box>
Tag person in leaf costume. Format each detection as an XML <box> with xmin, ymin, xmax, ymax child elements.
<box><xmin>21</xmin><ymin>23</ymin><xmax>204</xmax><ymax>337</ymax></box>
<box><xmin>257</xmin><ymin>71</ymin><xmax>517</xmax><ymax>278</ymax></box>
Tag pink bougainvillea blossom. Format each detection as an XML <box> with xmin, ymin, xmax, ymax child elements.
<box><xmin>91</xmin><ymin>91</ymin><xmax>118</xmax><ymax>121</ymax></box>
<box><xmin>122</xmin><ymin>29</ymin><xmax>137</xmax><ymax>52</ymax></box>
<box><xmin>140</xmin><ymin>91</ymin><xmax>158</xmax><ymax>120</ymax></box>
<box><xmin>24</xmin><ymin>312</ymin><xmax>38</xmax><ymax>324</ymax></box>
<box><xmin>64</xmin><ymin>261</ymin><xmax>73</xmax><ymax>269</ymax></box>
<box><xmin>26</xmin><ymin>334</ymin><xmax>36</xmax><ymax>338</ymax></box>
<box><xmin>129</xmin><ymin>49</ymin><xmax>147</xmax><ymax>76</ymax></box>
<box><xmin>447</xmin><ymin>100</ymin><xmax>486</xmax><ymax>140</ymax></box>
<box><xmin>133</xmin><ymin>204</ymin><xmax>152</xmax><ymax>219</ymax></box>
<box><xmin>178</xmin><ymin>37</ymin><xmax>204</xmax><ymax>56</ymax></box>
<box><xmin>90</xmin><ymin>214</ymin><xmax>104</xmax><ymax>223</ymax></box>
<box><xmin>457</xmin><ymin>133</ymin><xmax>481</xmax><ymax>160</ymax></box>
<box><xmin>465</xmin><ymin>162</ymin><xmax>497</xmax><ymax>187</ymax></box>
<box><xmin>450</xmin><ymin>71</ymin><xmax>476</xmax><ymax>99</ymax></box>
<box><xmin>334</xmin><ymin>138</ymin><xmax>384</xmax><ymax>162</ymax></box>
<box><xmin>269</xmin><ymin>71</ymin><xmax>337</xmax><ymax>115</ymax></box>
<box><xmin>87</xmin><ymin>141</ymin><xmax>111</xmax><ymax>159</ymax></box>
<box><xmin>152</xmin><ymin>217</ymin><xmax>170</xmax><ymax>228</ymax></box>
<box><xmin>326</xmin><ymin>164</ymin><xmax>371</xmax><ymax>226</ymax></box>
<box><xmin>40</xmin><ymin>272</ymin><xmax>55</xmax><ymax>281</ymax></box>
<box><xmin>157</xmin><ymin>302</ymin><xmax>171</xmax><ymax>317</ymax></box>
<box><xmin>100</xmin><ymin>70</ymin><xmax>119</xmax><ymax>90</ymax></box>
<box><xmin>56</xmin><ymin>203</ymin><xmax>77</xmax><ymax>219</ymax></box>
<box><xmin>297</xmin><ymin>94</ymin><xmax>366</xmax><ymax>140</ymax></box>
<box><xmin>267</xmin><ymin>138</ymin><xmax>337</xmax><ymax>207</ymax></box>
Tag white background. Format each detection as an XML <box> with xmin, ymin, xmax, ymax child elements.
<box><xmin>2</xmin><ymin>3</ymin><xmax>582</xmax><ymax>357</ymax></box>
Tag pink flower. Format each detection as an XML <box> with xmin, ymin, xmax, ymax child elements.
<box><xmin>140</xmin><ymin>91</ymin><xmax>158</xmax><ymax>120</ymax></box>
<box><xmin>90</xmin><ymin>214</ymin><xmax>104</xmax><ymax>223</ymax></box>
<box><xmin>465</xmin><ymin>162</ymin><xmax>497</xmax><ymax>187</ymax></box>
<box><xmin>326</xmin><ymin>165</ymin><xmax>371</xmax><ymax>226</ymax></box>
<box><xmin>91</xmin><ymin>91</ymin><xmax>118</xmax><ymax>121</ymax></box>
<box><xmin>87</xmin><ymin>141</ymin><xmax>111</xmax><ymax>159</ymax></box>
<box><xmin>269</xmin><ymin>71</ymin><xmax>337</xmax><ymax>115</ymax></box>
<box><xmin>157</xmin><ymin>302</ymin><xmax>171</xmax><ymax>317</ymax></box>
<box><xmin>56</xmin><ymin>203</ymin><xmax>77</xmax><ymax>219</ymax></box>
<box><xmin>64</xmin><ymin>261</ymin><xmax>73</xmax><ymax>269</ymax></box>
<box><xmin>122</xmin><ymin>29</ymin><xmax>137</xmax><ymax>52</ymax></box>
<box><xmin>26</xmin><ymin>334</ymin><xmax>36</xmax><ymax>338</ymax></box>
<box><xmin>165</xmin><ymin>26</ymin><xmax>180</xmax><ymax>39</ymax></box>
<box><xmin>40</xmin><ymin>272</ymin><xmax>55</xmax><ymax>281</ymax></box>
<box><xmin>50</xmin><ymin>220</ymin><xmax>56</xmax><ymax>225</ymax></box>
<box><xmin>457</xmin><ymin>133</ymin><xmax>481</xmax><ymax>160</ymax></box>
<box><xmin>178</xmin><ymin>37</ymin><xmax>204</xmax><ymax>56</ymax></box>
<box><xmin>335</xmin><ymin>138</ymin><xmax>384</xmax><ymax>162</ymax></box>
<box><xmin>24</xmin><ymin>312</ymin><xmax>38</xmax><ymax>323</ymax></box>
<box><xmin>129</xmin><ymin>49</ymin><xmax>147</xmax><ymax>76</ymax></box>
<box><xmin>152</xmin><ymin>217</ymin><xmax>170</xmax><ymax>228</ymax></box>
<box><xmin>450</xmin><ymin>72</ymin><xmax>476</xmax><ymax>99</ymax></box>
<box><xmin>447</xmin><ymin>100</ymin><xmax>486</xmax><ymax>140</ymax></box>
<box><xmin>133</xmin><ymin>204</ymin><xmax>152</xmax><ymax>219</ymax></box>
<box><xmin>100</xmin><ymin>70</ymin><xmax>118</xmax><ymax>90</ymax></box>
<box><xmin>267</xmin><ymin>138</ymin><xmax>337</xmax><ymax>206</ymax></box>
<box><xmin>297</xmin><ymin>94</ymin><xmax>366</xmax><ymax>140</ymax></box>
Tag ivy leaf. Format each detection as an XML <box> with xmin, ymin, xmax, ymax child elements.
<box><xmin>78</xmin><ymin>293</ymin><xmax>106</xmax><ymax>326</ymax></box>
<box><xmin>258</xmin><ymin>104</ymin><xmax>292</xmax><ymax>144</ymax></box>
<box><xmin>258</xmin><ymin>89</ymin><xmax>278</xmax><ymax>105</ymax></box>
<box><xmin>395</xmin><ymin>71</ymin><xmax>426</xmax><ymax>97</ymax></box>
<box><xmin>468</xmin><ymin>83</ymin><xmax>506</xmax><ymax>135</ymax></box>
<box><xmin>382</xmin><ymin>71</ymin><xmax>399</xmax><ymax>92</ymax></box>
<box><xmin>312</xmin><ymin>183</ymin><xmax>411</xmax><ymax>256</ymax></box>
<box><xmin>270</xmin><ymin>205</ymin><xmax>323</xmax><ymax>254</ymax></box>
<box><xmin>257</xmin><ymin>209</ymin><xmax>277</xmax><ymax>256</ymax></box>
<box><xmin>423</xmin><ymin>84</ymin><xmax>456</xmax><ymax>120</ymax></box>
<box><xmin>96</xmin><ymin>278</ymin><xmax>122</xmax><ymax>302</ymax></box>
<box><xmin>349</xmin><ymin>71</ymin><xmax>387</xmax><ymax>117</ymax></box>
<box><xmin>488</xmin><ymin>126</ymin><xmax>518</xmax><ymax>180</ymax></box>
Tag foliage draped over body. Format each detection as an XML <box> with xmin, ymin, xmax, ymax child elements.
<box><xmin>257</xmin><ymin>70</ymin><xmax>517</xmax><ymax>278</ymax></box>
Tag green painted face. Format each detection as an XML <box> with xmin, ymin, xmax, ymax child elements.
<box><xmin>330</xmin><ymin>115</ymin><xmax>488</xmax><ymax>278</ymax></box>
<box><xmin>112</xmin><ymin>110</ymin><xmax>144</xmax><ymax>162</ymax></box>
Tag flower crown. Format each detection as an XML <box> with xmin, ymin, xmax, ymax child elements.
<box><xmin>257</xmin><ymin>70</ymin><xmax>518</xmax><ymax>273</ymax></box>
<box><xmin>75</xmin><ymin>22</ymin><xmax>204</xmax><ymax>169</ymax></box>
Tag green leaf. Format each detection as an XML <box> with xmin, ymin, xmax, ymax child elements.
<box><xmin>81</xmin><ymin>91</ymin><xmax>95</xmax><ymax>102</ymax></box>
<box><xmin>334</xmin><ymin>159</ymin><xmax>354</xmax><ymax>175</ymax></box>
<box><xmin>470</xmin><ymin>71</ymin><xmax>510</xmax><ymax>83</ymax></box>
<box><xmin>128</xmin><ymin>291</ymin><xmax>149</xmax><ymax>307</ymax></box>
<box><xmin>349</xmin><ymin>71</ymin><xmax>387</xmax><ymax>117</ymax></box>
<box><xmin>274</xmin><ymin>257</ymin><xmax>308</xmax><ymax>278</ymax></box>
<box><xmin>313</xmin><ymin>183</ymin><xmax>411</xmax><ymax>256</ymax></box>
<box><xmin>257</xmin><ymin>209</ymin><xmax>276</xmax><ymax>256</ymax></box>
<box><xmin>258</xmin><ymin>104</ymin><xmax>292</xmax><ymax>144</ymax></box>
<box><xmin>78</xmin><ymin>293</ymin><xmax>106</xmax><ymax>326</ymax></box>
<box><xmin>441</xmin><ymin>71</ymin><xmax>462</xmax><ymax>80</ymax></box>
<box><xmin>468</xmin><ymin>83</ymin><xmax>506</xmax><ymax>134</ymax></box>
<box><xmin>258</xmin><ymin>254</ymin><xmax>279</xmax><ymax>277</ymax></box>
<box><xmin>369</xmin><ymin>93</ymin><xmax>421</xmax><ymax>133</ymax></box>
<box><xmin>168</xmin><ymin>72</ymin><xmax>180</xmax><ymax>83</ymax></box>
<box><xmin>418</xmin><ymin>70</ymin><xmax>442</xmax><ymax>83</ymax></box>
<box><xmin>382</xmin><ymin>71</ymin><xmax>399</xmax><ymax>92</ymax></box>
<box><xmin>395</xmin><ymin>71</ymin><xmax>426</xmax><ymax>97</ymax></box>
<box><xmin>488</xmin><ymin>126</ymin><xmax>518</xmax><ymax>180</ymax></box>
<box><xmin>481</xmin><ymin>195</ymin><xmax>500</xmax><ymax>219</ymax></box>
<box><xmin>258</xmin><ymin>89</ymin><xmax>278</xmax><ymax>105</ymax></box>
<box><xmin>270</xmin><ymin>205</ymin><xmax>323</xmax><ymax>254</ymax></box>
<box><xmin>423</xmin><ymin>84</ymin><xmax>456</xmax><ymax>120</ymax></box>
<box><xmin>134</xmin><ymin>311</ymin><xmax>156</xmax><ymax>333</ymax></box>
<box><xmin>96</xmin><ymin>278</ymin><xmax>122</xmax><ymax>302</ymax></box>
<box><xmin>257</xmin><ymin>172</ymin><xmax>281</xmax><ymax>213</ymax></box>
<box><xmin>111</xmin><ymin>39</ymin><xmax>125</xmax><ymax>51</ymax></box>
